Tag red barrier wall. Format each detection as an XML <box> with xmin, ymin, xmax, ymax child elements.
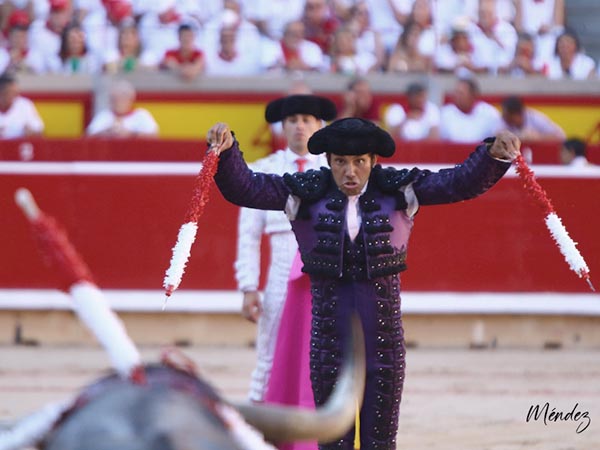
<box><xmin>1</xmin><ymin>139</ymin><xmax>598</xmax><ymax>294</ymax></box>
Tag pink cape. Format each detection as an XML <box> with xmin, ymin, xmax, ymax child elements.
<box><xmin>264</xmin><ymin>252</ymin><xmax>317</xmax><ymax>450</ymax></box>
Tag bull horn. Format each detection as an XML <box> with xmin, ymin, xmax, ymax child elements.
<box><xmin>235</xmin><ymin>313</ymin><xmax>365</xmax><ymax>444</ymax></box>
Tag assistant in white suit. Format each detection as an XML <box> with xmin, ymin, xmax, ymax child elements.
<box><xmin>234</xmin><ymin>94</ymin><xmax>336</xmax><ymax>401</ymax></box>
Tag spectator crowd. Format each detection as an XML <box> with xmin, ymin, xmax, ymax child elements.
<box><xmin>0</xmin><ymin>0</ymin><xmax>596</xmax><ymax>165</ymax></box>
<box><xmin>0</xmin><ymin>0</ymin><xmax>598</xmax><ymax>80</ymax></box>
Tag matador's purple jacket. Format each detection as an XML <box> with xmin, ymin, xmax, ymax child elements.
<box><xmin>214</xmin><ymin>140</ymin><xmax>510</xmax><ymax>450</ymax></box>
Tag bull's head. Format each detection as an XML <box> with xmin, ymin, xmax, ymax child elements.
<box><xmin>41</xmin><ymin>317</ymin><xmax>364</xmax><ymax>450</ymax></box>
<box><xmin>2</xmin><ymin>189</ymin><xmax>366</xmax><ymax>450</ymax></box>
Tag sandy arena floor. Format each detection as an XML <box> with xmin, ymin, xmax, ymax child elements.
<box><xmin>1</xmin><ymin>345</ymin><xmax>599</xmax><ymax>450</ymax></box>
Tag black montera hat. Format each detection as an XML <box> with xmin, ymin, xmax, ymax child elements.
<box><xmin>308</xmin><ymin>118</ymin><xmax>395</xmax><ymax>157</ymax></box>
<box><xmin>265</xmin><ymin>94</ymin><xmax>337</xmax><ymax>124</ymax></box>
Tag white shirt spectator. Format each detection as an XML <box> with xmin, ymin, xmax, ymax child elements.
<box><xmin>429</xmin><ymin>0</ymin><xmax>465</xmax><ymax>41</ymax></box>
<box><xmin>6</xmin><ymin>0</ymin><xmax>50</xmax><ymax>20</ymax></box>
<box><xmin>203</xmin><ymin>19</ymin><xmax>264</xmax><ymax>76</ymax></box>
<box><xmin>333</xmin><ymin>51</ymin><xmax>377</xmax><ymax>75</ymax></box>
<box><xmin>176</xmin><ymin>0</ymin><xmax>222</xmax><ymax>27</ymax></box>
<box><xmin>0</xmin><ymin>44</ymin><xmax>47</xmax><ymax>74</ymax></box>
<box><xmin>0</xmin><ymin>96</ymin><xmax>45</xmax><ymax>139</ymax></box>
<box><xmin>546</xmin><ymin>52</ymin><xmax>596</xmax><ymax>80</ymax></box>
<box><xmin>244</xmin><ymin>0</ymin><xmax>304</xmax><ymax>40</ymax></box>
<box><xmin>137</xmin><ymin>6</ymin><xmax>181</xmax><ymax>60</ymax></box>
<box><xmin>86</xmin><ymin>108</ymin><xmax>159</xmax><ymax>136</ymax></box>
<box><xmin>519</xmin><ymin>0</ymin><xmax>562</xmax><ymax>37</ymax></box>
<box><xmin>355</xmin><ymin>28</ymin><xmax>380</xmax><ymax>60</ymax></box>
<box><xmin>365</xmin><ymin>0</ymin><xmax>412</xmax><ymax>50</ymax></box>
<box><xmin>433</xmin><ymin>40</ymin><xmax>488</xmax><ymax>75</ymax></box>
<box><xmin>468</xmin><ymin>19</ymin><xmax>518</xmax><ymax>72</ymax></box>
<box><xmin>77</xmin><ymin>0</ymin><xmax>123</xmax><ymax>58</ymax></box>
<box><xmin>501</xmin><ymin>48</ymin><xmax>548</xmax><ymax>78</ymax></box>
<box><xmin>204</xmin><ymin>47</ymin><xmax>262</xmax><ymax>76</ymax></box>
<box><xmin>385</xmin><ymin>101</ymin><xmax>440</xmax><ymax>140</ymax></box>
<box><xmin>440</xmin><ymin>101</ymin><xmax>501</xmax><ymax>142</ymax></box>
<box><xmin>202</xmin><ymin>10</ymin><xmax>263</xmax><ymax>64</ymax></box>
<box><xmin>295</xmin><ymin>39</ymin><xmax>326</xmax><ymax>70</ymax></box>
<box><xmin>518</xmin><ymin>0</ymin><xmax>564</xmax><ymax>63</ymax></box>
<box><xmin>102</xmin><ymin>46</ymin><xmax>161</xmax><ymax>70</ymax></box>
<box><xmin>463</xmin><ymin>0</ymin><xmax>515</xmax><ymax>23</ymax></box>
<box><xmin>265</xmin><ymin>38</ymin><xmax>327</xmax><ymax>72</ymax></box>
<box><xmin>497</xmin><ymin>107</ymin><xmax>565</xmax><ymax>141</ymax></box>
<box><xmin>27</xmin><ymin>20</ymin><xmax>62</xmax><ymax>73</ymax></box>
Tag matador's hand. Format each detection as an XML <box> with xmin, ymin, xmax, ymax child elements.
<box><xmin>206</xmin><ymin>122</ymin><xmax>234</xmax><ymax>155</ymax></box>
<box><xmin>488</xmin><ymin>130</ymin><xmax>521</xmax><ymax>161</ymax></box>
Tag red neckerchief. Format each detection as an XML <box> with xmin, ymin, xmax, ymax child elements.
<box><xmin>281</xmin><ymin>41</ymin><xmax>299</xmax><ymax>63</ymax></box>
<box><xmin>0</xmin><ymin>102</ymin><xmax>13</xmax><ymax>114</ymax></box>
<box><xmin>165</xmin><ymin>48</ymin><xmax>203</xmax><ymax>64</ymax></box>
<box><xmin>406</xmin><ymin>106</ymin><xmax>424</xmax><ymax>117</ymax></box>
<box><xmin>9</xmin><ymin>46</ymin><xmax>28</xmax><ymax>58</ymax></box>
<box><xmin>114</xmin><ymin>107</ymin><xmax>135</xmax><ymax>118</ymax></box>
<box><xmin>304</xmin><ymin>17</ymin><xmax>338</xmax><ymax>53</ymax></box>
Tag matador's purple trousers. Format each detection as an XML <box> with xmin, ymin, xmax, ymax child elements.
<box><xmin>310</xmin><ymin>273</ymin><xmax>404</xmax><ymax>450</ymax></box>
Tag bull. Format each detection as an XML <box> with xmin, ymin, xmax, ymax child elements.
<box><xmin>0</xmin><ymin>189</ymin><xmax>365</xmax><ymax>450</ymax></box>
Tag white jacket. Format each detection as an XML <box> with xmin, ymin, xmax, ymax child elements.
<box><xmin>234</xmin><ymin>148</ymin><xmax>327</xmax><ymax>292</ymax></box>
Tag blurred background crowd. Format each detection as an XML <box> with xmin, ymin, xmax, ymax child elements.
<box><xmin>0</xmin><ymin>0</ymin><xmax>597</xmax><ymax>80</ymax></box>
<box><xmin>0</xmin><ymin>0</ymin><xmax>598</xmax><ymax>165</ymax></box>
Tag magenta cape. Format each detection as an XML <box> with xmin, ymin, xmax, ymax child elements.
<box><xmin>264</xmin><ymin>252</ymin><xmax>317</xmax><ymax>450</ymax></box>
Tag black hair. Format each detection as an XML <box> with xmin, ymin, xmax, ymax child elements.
<box><xmin>397</xmin><ymin>18</ymin><xmax>422</xmax><ymax>48</ymax></box>
<box><xmin>406</xmin><ymin>82</ymin><xmax>426</xmax><ymax>96</ymax></box>
<box><xmin>59</xmin><ymin>23</ymin><xmax>87</xmax><ymax>62</ymax></box>
<box><xmin>501</xmin><ymin>96</ymin><xmax>524</xmax><ymax>114</ymax></box>
<box><xmin>457</xmin><ymin>76</ymin><xmax>480</xmax><ymax>96</ymax></box>
<box><xmin>178</xmin><ymin>23</ymin><xmax>194</xmax><ymax>34</ymax></box>
<box><xmin>563</xmin><ymin>138</ymin><xmax>586</xmax><ymax>157</ymax></box>
<box><xmin>555</xmin><ymin>29</ymin><xmax>582</xmax><ymax>55</ymax></box>
<box><xmin>0</xmin><ymin>71</ymin><xmax>16</xmax><ymax>89</ymax></box>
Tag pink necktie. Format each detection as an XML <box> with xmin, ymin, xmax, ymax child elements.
<box><xmin>295</xmin><ymin>157</ymin><xmax>307</xmax><ymax>173</ymax></box>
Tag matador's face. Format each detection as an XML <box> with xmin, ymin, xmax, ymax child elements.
<box><xmin>327</xmin><ymin>153</ymin><xmax>377</xmax><ymax>196</ymax></box>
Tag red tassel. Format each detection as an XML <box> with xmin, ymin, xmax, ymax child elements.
<box><xmin>513</xmin><ymin>155</ymin><xmax>554</xmax><ymax>216</ymax></box>
<box><xmin>184</xmin><ymin>151</ymin><xmax>220</xmax><ymax>223</ymax></box>
<box><xmin>514</xmin><ymin>155</ymin><xmax>594</xmax><ymax>291</ymax></box>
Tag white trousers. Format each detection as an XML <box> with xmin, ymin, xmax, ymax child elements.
<box><xmin>248</xmin><ymin>231</ymin><xmax>298</xmax><ymax>402</ymax></box>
